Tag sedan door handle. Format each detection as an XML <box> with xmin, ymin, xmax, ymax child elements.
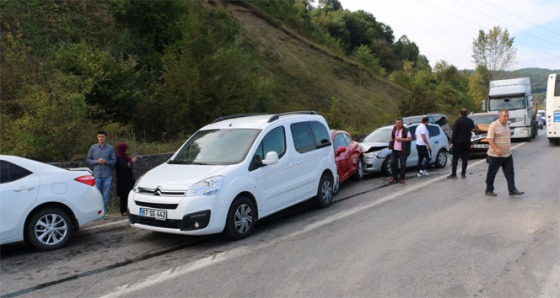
<box><xmin>13</xmin><ymin>185</ymin><xmax>35</xmax><ymax>192</ymax></box>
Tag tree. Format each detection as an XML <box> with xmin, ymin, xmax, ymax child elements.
<box><xmin>472</xmin><ymin>26</ymin><xmax>517</xmax><ymax>78</ymax></box>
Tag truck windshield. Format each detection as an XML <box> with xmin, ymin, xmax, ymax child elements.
<box><xmin>488</xmin><ymin>96</ymin><xmax>526</xmax><ymax>111</ymax></box>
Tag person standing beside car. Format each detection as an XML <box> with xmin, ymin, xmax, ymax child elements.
<box><xmin>484</xmin><ymin>109</ymin><xmax>524</xmax><ymax>196</ymax></box>
<box><xmin>87</xmin><ymin>130</ymin><xmax>117</xmax><ymax>220</ymax></box>
<box><xmin>415</xmin><ymin>117</ymin><xmax>431</xmax><ymax>177</ymax></box>
<box><xmin>448</xmin><ymin>108</ymin><xmax>475</xmax><ymax>179</ymax></box>
<box><xmin>389</xmin><ymin>118</ymin><xmax>412</xmax><ymax>184</ymax></box>
<box><xmin>115</xmin><ymin>141</ymin><xmax>137</xmax><ymax>216</ymax></box>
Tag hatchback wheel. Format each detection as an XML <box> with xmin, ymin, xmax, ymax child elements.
<box><xmin>26</xmin><ymin>207</ymin><xmax>73</xmax><ymax>251</ymax></box>
<box><xmin>315</xmin><ymin>174</ymin><xmax>334</xmax><ymax>208</ymax></box>
<box><xmin>224</xmin><ymin>196</ymin><xmax>256</xmax><ymax>240</ymax></box>
<box><xmin>435</xmin><ymin>149</ymin><xmax>448</xmax><ymax>168</ymax></box>
<box><xmin>352</xmin><ymin>158</ymin><xmax>364</xmax><ymax>180</ymax></box>
<box><xmin>382</xmin><ymin>156</ymin><xmax>392</xmax><ymax>176</ymax></box>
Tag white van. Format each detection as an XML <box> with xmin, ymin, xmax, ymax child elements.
<box><xmin>128</xmin><ymin>112</ymin><xmax>337</xmax><ymax>239</ymax></box>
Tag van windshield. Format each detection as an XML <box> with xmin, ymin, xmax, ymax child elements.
<box><xmin>171</xmin><ymin>129</ymin><xmax>261</xmax><ymax>165</ymax></box>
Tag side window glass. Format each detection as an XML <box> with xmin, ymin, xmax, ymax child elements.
<box><xmin>342</xmin><ymin>133</ymin><xmax>352</xmax><ymax>145</ymax></box>
<box><xmin>310</xmin><ymin>121</ymin><xmax>331</xmax><ymax>148</ymax></box>
<box><xmin>0</xmin><ymin>160</ymin><xmax>32</xmax><ymax>184</ymax></box>
<box><xmin>409</xmin><ymin>126</ymin><xmax>417</xmax><ymax>141</ymax></box>
<box><xmin>263</xmin><ymin>126</ymin><xmax>286</xmax><ymax>159</ymax></box>
<box><xmin>333</xmin><ymin>134</ymin><xmax>346</xmax><ymax>149</ymax></box>
<box><xmin>428</xmin><ymin>125</ymin><xmax>440</xmax><ymax>137</ymax></box>
<box><xmin>291</xmin><ymin>122</ymin><xmax>316</xmax><ymax>154</ymax></box>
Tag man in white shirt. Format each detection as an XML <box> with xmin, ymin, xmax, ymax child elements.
<box><xmin>415</xmin><ymin>117</ymin><xmax>431</xmax><ymax>177</ymax></box>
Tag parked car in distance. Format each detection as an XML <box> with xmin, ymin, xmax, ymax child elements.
<box><xmin>359</xmin><ymin>123</ymin><xmax>449</xmax><ymax>176</ymax></box>
<box><xmin>402</xmin><ymin>113</ymin><xmax>451</xmax><ymax>140</ymax></box>
<box><xmin>0</xmin><ymin>155</ymin><xmax>104</xmax><ymax>250</ymax></box>
<box><xmin>330</xmin><ymin>130</ymin><xmax>363</xmax><ymax>193</ymax></box>
<box><xmin>128</xmin><ymin>111</ymin><xmax>337</xmax><ymax>240</ymax></box>
<box><xmin>468</xmin><ymin>112</ymin><xmax>499</xmax><ymax>155</ymax></box>
<box><xmin>537</xmin><ymin>109</ymin><xmax>545</xmax><ymax>129</ymax></box>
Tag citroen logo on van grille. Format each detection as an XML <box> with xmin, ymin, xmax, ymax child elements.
<box><xmin>154</xmin><ymin>187</ymin><xmax>163</xmax><ymax>196</ymax></box>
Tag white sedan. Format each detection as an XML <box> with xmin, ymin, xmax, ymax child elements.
<box><xmin>0</xmin><ymin>155</ymin><xmax>104</xmax><ymax>250</ymax></box>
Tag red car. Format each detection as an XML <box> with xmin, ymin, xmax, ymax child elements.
<box><xmin>330</xmin><ymin>130</ymin><xmax>364</xmax><ymax>193</ymax></box>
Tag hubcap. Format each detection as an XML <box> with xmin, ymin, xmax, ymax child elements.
<box><xmin>35</xmin><ymin>213</ymin><xmax>67</xmax><ymax>246</ymax></box>
<box><xmin>234</xmin><ymin>204</ymin><xmax>253</xmax><ymax>234</ymax></box>
<box><xmin>321</xmin><ymin>179</ymin><xmax>333</xmax><ymax>203</ymax></box>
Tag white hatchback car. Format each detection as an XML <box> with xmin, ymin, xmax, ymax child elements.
<box><xmin>359</xmin><ymin>123</ymin><xmax>450</xmax><ymax>176</ymax></box>
<box><xmin>0</xmin><ymin>155</ymin><xmax>104</xmax><ymax>250</ymax></box>
<box><xmin>128</xmin><ymin>112</ymin><xmax>337</xmax><ymax>240</ymax></box>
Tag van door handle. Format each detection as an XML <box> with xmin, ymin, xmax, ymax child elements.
<box><xmin>296</xmin><ymin>160</ymin><xmax>304</xmax><ymax>165</ymax></box>
<box><xmin>285</xmin><ymin>163</ymin><xmax>293</xmax><ymax>168</ymax></box>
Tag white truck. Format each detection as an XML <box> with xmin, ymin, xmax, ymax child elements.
<box><xmin>484</xmin><ymin>78</ymin><xmax>538</xmax><ymax>140</ymax></box>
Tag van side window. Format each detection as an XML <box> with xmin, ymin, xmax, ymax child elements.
<box><xmin>291</xmin><ymin>122</ymin><xmax>316</xmax><ymax>153</ymax></box>
<box><xmin>310</xmin><ymin>121</ymin><xmax>331</xmax><ymax>148</ymax></box>
<box><xmin>254</xmin><ymin>126</ymin><xmax>286</xmax><ymax>161</ymax></box>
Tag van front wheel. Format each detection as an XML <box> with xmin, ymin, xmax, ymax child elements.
<box><xmin>224</xmin><ymin>196</ymin><xmax>256</xmax><ymax>240</ymax></box>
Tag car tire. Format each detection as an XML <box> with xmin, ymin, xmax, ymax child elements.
<box><xmin>352</xmin><ymin>158</ymin><xmax>364</xmax><ymax>180</ymax></box>
<box><xmin>315</xmin><ymin>173</ymin><xmax>334</xmax><ymax>208</ymax></box>
<box><xmin>381</xmin><ymin>156</ymin><xmax>392</xmax><ymax>176</ymax></box>
<box><xmin>224</xmin><ymin>196</ymin><xmax>256</xmax><ymax>240</ymax></box>
<box><xmin>434</xmin><ymin>149</ymin><xmax>448</xmax><ymax>168</ymax></box>
<box><xmin>25</xmin><ymin>207</ymin><xmax>73</xmax><ymax>251</ymax></box>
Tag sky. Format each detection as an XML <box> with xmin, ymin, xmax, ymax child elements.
<box><xmin>336</xmin><ymin>0</ymin><xmax>560</xmax><ymax>70</ymax></box>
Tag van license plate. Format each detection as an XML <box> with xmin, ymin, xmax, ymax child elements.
<box><xmin>139</xmin><ymin>208</ymin><xmax>167</xmax><ymax>221</ymax></box>
<box><xmin>474</xmin><ymin>144</ymin><xmax>488</xmax><ymax>148</ymax></box>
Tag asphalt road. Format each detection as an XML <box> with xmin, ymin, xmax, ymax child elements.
<box><xmin>1</xmin><ymin>131</ymin><xmax>558</xmax><ymax>298</ymax></box>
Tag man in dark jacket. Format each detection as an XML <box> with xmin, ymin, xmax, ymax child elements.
<box><xmin>448</xmin><ymin>108</ymin><xmax>475</xmax><ymax>179</ymax></box>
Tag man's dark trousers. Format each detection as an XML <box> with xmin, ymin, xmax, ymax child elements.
<box><xmin>451</xmin><ymin>142</ymin><xmax>471</xmax><ymax>175</ymax></box>
<box><xmin>485</xmin><ymin>155</ymin><xmax>516</xmax><ymax>192</ymax></box>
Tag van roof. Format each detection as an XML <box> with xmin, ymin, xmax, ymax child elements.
<box><xmin>205</xmin><ymin>111</ymin><xmax>322</xmax><ymax>129</ymax></box>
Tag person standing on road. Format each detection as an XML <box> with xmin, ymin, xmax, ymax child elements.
<box><xmin>484</xmin><ymin>109</ymin><xmax>524</xmax><ymax>196</ymax></box>
<box><xmin>115</xmin><ymin>142</ymin><xmax>137</xmax><ymax>216</ymax></box>
<box><xmin>415</xmin><ymin>117</ymin><xmax>431</xmax><ymax>177</ymax></box>
<box><xmin>388</xmin><ymin>118</ymin><xmax>412</xmax><ymax>184</ymax></box>
<box><xmin>448</xmin><ymin>108</ymin><xmax>475</xmax><ymax>179</ymax></box>
<box><xmin>87</xmin><ymin>130</ymin><xmax>117</xmax><ymax>220</ymax></box>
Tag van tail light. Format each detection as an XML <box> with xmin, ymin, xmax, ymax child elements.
<box><xmin>75</xmin><ymin>175</ymin><xmax>96</xmax><ymax>186</ymax></box>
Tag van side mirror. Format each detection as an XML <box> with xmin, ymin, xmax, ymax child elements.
<box><xmin>262</xmin><ymin>151</ymin><xmax>279</xmax><ymax>166</ymax></box>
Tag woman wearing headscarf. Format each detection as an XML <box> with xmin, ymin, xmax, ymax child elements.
<box><xmin>115</xmin><ymin>142</ymin><xmax>137</xmax><ymax>216</ymax></box>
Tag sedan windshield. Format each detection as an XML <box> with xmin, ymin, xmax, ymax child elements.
<box><xmin>171</xmin><ymin>129</ymin><xmax>260</xmax><ymax>165</ymax></box>
<box><xmin>362</xmin><ymin>127</ymin><xmax>392</xmax><ymax>143</ymax></box>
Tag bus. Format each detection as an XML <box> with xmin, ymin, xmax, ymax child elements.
<box><xmin>546</xmin><ymin>73</ymin><xmax>560</xmax><ymax>145</ymax></box>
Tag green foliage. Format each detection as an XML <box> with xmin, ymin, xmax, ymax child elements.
<box><xmin>472</xmin><ymin>26</ymin><xmax>517</xmax><ymax>77</ymax></box>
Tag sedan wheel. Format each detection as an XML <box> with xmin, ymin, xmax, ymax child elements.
<box><xmin>25</xmin><ymin>207</ymin><xmax>73</xmax><ymax>251</ymax></box>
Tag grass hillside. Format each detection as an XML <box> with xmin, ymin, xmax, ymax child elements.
<box><xmin>224</xmin><ymin>2</ymin><xmax>410</xmax><ymax>135</ymax></box>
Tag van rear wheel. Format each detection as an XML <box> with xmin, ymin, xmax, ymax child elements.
<box><xmin>315</xmin><ymin>174</ymin><xmax>334</xmax><ymax>208</ymax></box>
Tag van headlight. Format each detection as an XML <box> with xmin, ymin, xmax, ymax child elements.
<box><xmin>187</xmin><ymin>176</ymin><xmax>224</xmax><ymax>196</ymax></box>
